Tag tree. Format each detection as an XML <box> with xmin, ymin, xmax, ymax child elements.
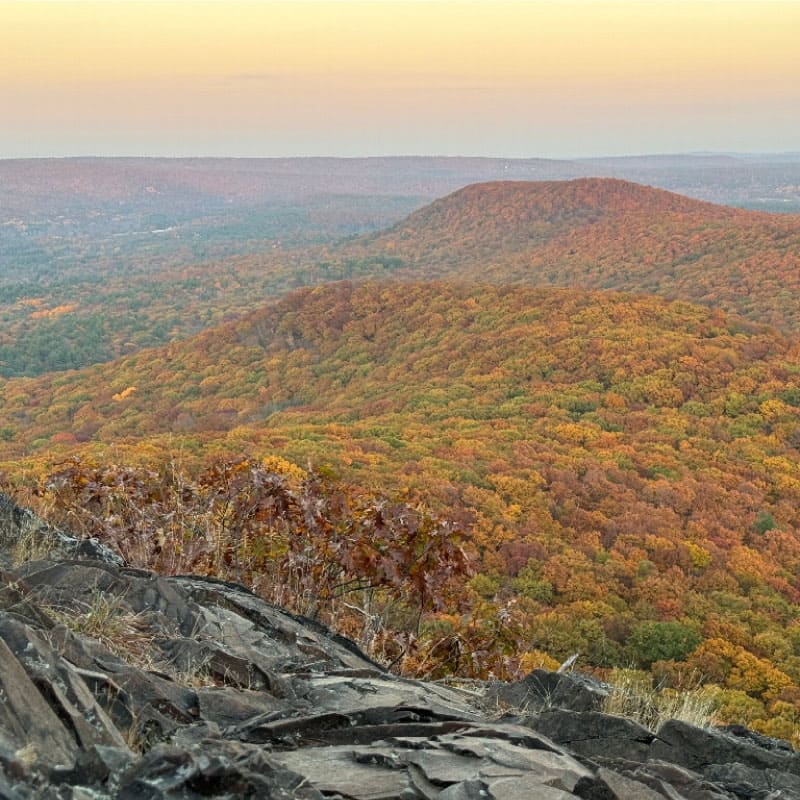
<box><xmin>627</xmin><ymin>620</ymin><xmax>701</xmax><ymax>669</ymax></box>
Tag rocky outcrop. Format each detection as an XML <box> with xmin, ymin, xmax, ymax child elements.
<box><xmin>0</xmin><ymin>493</ymin><xmax>798</xmax><ymax>799</ymax></box>
<box><xmin>484</xmin><ymin>667</ymin><xmax>611</xmax><ymax>713</ymax></box>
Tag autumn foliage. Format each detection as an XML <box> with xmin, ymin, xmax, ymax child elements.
<box><xmin>338</xmin><ymin>179</ymin><xmax>800</xmax><ymax>331</ymax></box>
<box><xmin>4</xmin><ymin>178</ymin><xmax>800</xmax><ymax>741</ymax></box>
<box><xmin>16</xmin><ymin>455</ymin><xmax>475</xmax><ymax>669</ymax></box>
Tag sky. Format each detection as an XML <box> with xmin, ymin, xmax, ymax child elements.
<box><xmin>1</xmin><ymin>1</ymin><xmax>799</xmax><ymax>159</ymax></box>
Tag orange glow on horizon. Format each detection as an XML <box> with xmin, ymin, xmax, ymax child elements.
<box><xmin>1</xmin><ymin>1</ymin><xmax>799</xmax><ymax>158</ymax></box>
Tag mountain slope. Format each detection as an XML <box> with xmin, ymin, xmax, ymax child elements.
<box><xmin>4</xmin><ymin>282</ymin><xmax>800</xmax><ymax>726</ymax></box>
<box><xmin>336</xmin><ymin>178</ymin><xmax>800</xmax><ymax>330</ymax></box>
<box><xmin>3</xmin><ymin>279</ymin><xmax>794</xmax><ymax>455</ymax></box>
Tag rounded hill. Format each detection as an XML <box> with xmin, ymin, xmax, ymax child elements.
<box><xmin>338</xmin><ymin>178</ymin><xmax>800</xmax><ymax>331</ymax></box>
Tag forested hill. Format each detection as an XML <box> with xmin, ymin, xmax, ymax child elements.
<box><xmin>2</xmin><ymin>280</ymin><xmax>793</xmax><ymax>456</ymax></box>
<box><xmin>5</xmin><ymin>281</ymin><xmax>800</xmax><ymax>737</ymax></box>
<box><xmin>335</xmin><ymin>178</ymin><xmax>800</xmax><ymax>331</ymax></box>
<box><xmin>374</xmin><ymin>178</ymin><xmax>743</xmax><ymax>256</ymax></box>
<box><xmin>5</xmin><ymin>280</ymin><xmax>800</xmax><ymax>737</ymax></box>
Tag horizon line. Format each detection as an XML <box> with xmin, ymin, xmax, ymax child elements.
<box><xmin>3</xmin><ymin>150</ymin><xmax>800</xmax><ymax>163</ymax></box>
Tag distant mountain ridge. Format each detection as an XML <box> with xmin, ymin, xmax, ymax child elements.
<box><xmin>3</xmin><ymin>154</ymin><xmax>799</xmax><ymax>210</ymax></box>
<box><xmin>397</xmin><ymin>177</ymin><xmax>741</xmax><ymax>222</ymax></box>
<box><xmin>337</xmin><ymin>178</ymin><xmax>800</xmax><ymax>331</ymax></box>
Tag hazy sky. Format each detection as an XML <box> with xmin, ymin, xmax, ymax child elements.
<box><xmin>2</xmin><ymin>1</ymin><xmax>799</xmax><ymax>159</ymax></box>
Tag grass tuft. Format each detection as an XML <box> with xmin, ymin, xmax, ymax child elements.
<box><xmin>44</xmin><ymin>590</ymin><xmax>155</xmax><ymax>668</ymax></box>
<box><xmin>602</xmin><ymin>668</ymin><xmax>717</xmax><ymax>732</ymax></box>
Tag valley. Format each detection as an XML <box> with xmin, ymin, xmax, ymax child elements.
<box><xmin>2</xmin><ymin>156</ymin><xmax>800</xmax><ymax>377</ymax></box>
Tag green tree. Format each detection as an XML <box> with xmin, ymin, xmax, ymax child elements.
<box><xmin>628</xmin><ymin>621</ymin><xmax>701</xmax><ymax>669</ymax></box>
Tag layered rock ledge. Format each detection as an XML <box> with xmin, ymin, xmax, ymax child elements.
<box><xmin>0</xmin><ymin>494</ymin><xmax>798</xmax><ymax>799</ymax></box>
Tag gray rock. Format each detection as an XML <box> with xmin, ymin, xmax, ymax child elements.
<box><xmin>704</xmin><ymin>762</ymin><xmax>800</xmax><ymax>797</ymax></box>
<box><xmin>481</xmin><ymin>776</ymin><xmax>577</xmax><ymax>799</ymax></box>
<box><xmin>437</xmin><ymin>780</ymin><xmax>490</xmax><ymax>800</ymax></box>
<box><xmin>157</xmin><ymin>637</ymin><xmax>273</xmax><ymax>691</ymax></box>
<box><xmin>719</xmin><ymin>725</ymin><xmax>794</xmax><ymax>754</ymax></box>
<box><xmin>273</xmin><ymin>723</ymin><xmax>594</xmax><ymax>800</ymax></box>
<box><xmin>277</xmin><ymin>745</ymin><xmax>418</xmax><ymax>799</ymax></box>
<box><xmin>533</xmin><ymin>709</ymin><xmax>653</xmax><ymax>761</ymax></box>
<box><xmin>0</xmin><ymin>577</ymin><xmax>55</xmax><ymax>630</ymax></box>
<box><xmin>572</xmin><ymin>775</ymin><xmax>617</xmax><ymax>800</ymax></box>
<box><xmin>172</xmin><ymin>575</ymin><xmax>387</xmax><ymax>673</ymax></box>
<box><xmin>596</xmin><ymin>767</ymin><xmax>667</xmax><ymax>800</ymax></box>
<box><xmin>0</xmin><ymin>775</ymin><xmax>27</xmax><ymax>800</ymax></box>
<box><xmin>117</xmin><ymin>742</ymin><xmax>322</xmax><ymax>799</ymax></box>
<box><xmin>196</xmin><ymin>687</ymin><xmax>290</xmax><ymax>728</ymax></box>
<box><xmin>0</xmin><ymin>633</ymin><xmax>79</xmax><ymax>771</ymax></box>
<box><xmin>627</xmin><ymin>761</ymin><xmax>734</xmax><ymax>800</ymax></box>
<box><xmin>651</xmin><ymin>720</ymin><xmax>800</xmax><ymax>775</ymax></box>
<box><xmin>50</xmin><ymin>745</ymin><xmax>135</xmax><ymax>789</ymax></box>
<box><xmin>486</xmin><ymin>669</ymin><xmax>609</xmax><ymax>713</ymax></box>
<box><xmin>0</xmin><ymin>616</ymin><xmax>129</xmax><ymax>754</ymax></box>
<box><xmin>0</xmin><ymin>494</ymin><xmax>123</xmax><ymax>568</ymax></box>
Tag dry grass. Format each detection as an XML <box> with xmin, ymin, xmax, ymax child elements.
<box><xmin>44</xmin><ymin>590</ymin><xmax>222</xmax><ymax>695</ymax></box>
<box><xmin>602</xmin><ymin>668</ymin><xmax>717</xmax><ymax>732</ymax></box>
<box><xmin>44</xmin><ymin>590</ymin><xmax>156</xmax><ymax>667</ymax></box>
<box><xmin>11</xmin><ymin>524</ymin><xmax>56</xmax><ymax>567</ymax></box>
<box><xmin>14</xmin><ymin>743</ymin><xmax>39</xmax><ymax>770</ymax></box>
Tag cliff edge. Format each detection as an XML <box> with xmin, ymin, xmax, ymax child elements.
<box><xmin>0</xmin><ymin>494</ymin><xmax>797</xmax><ymax>799</ymax></box>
